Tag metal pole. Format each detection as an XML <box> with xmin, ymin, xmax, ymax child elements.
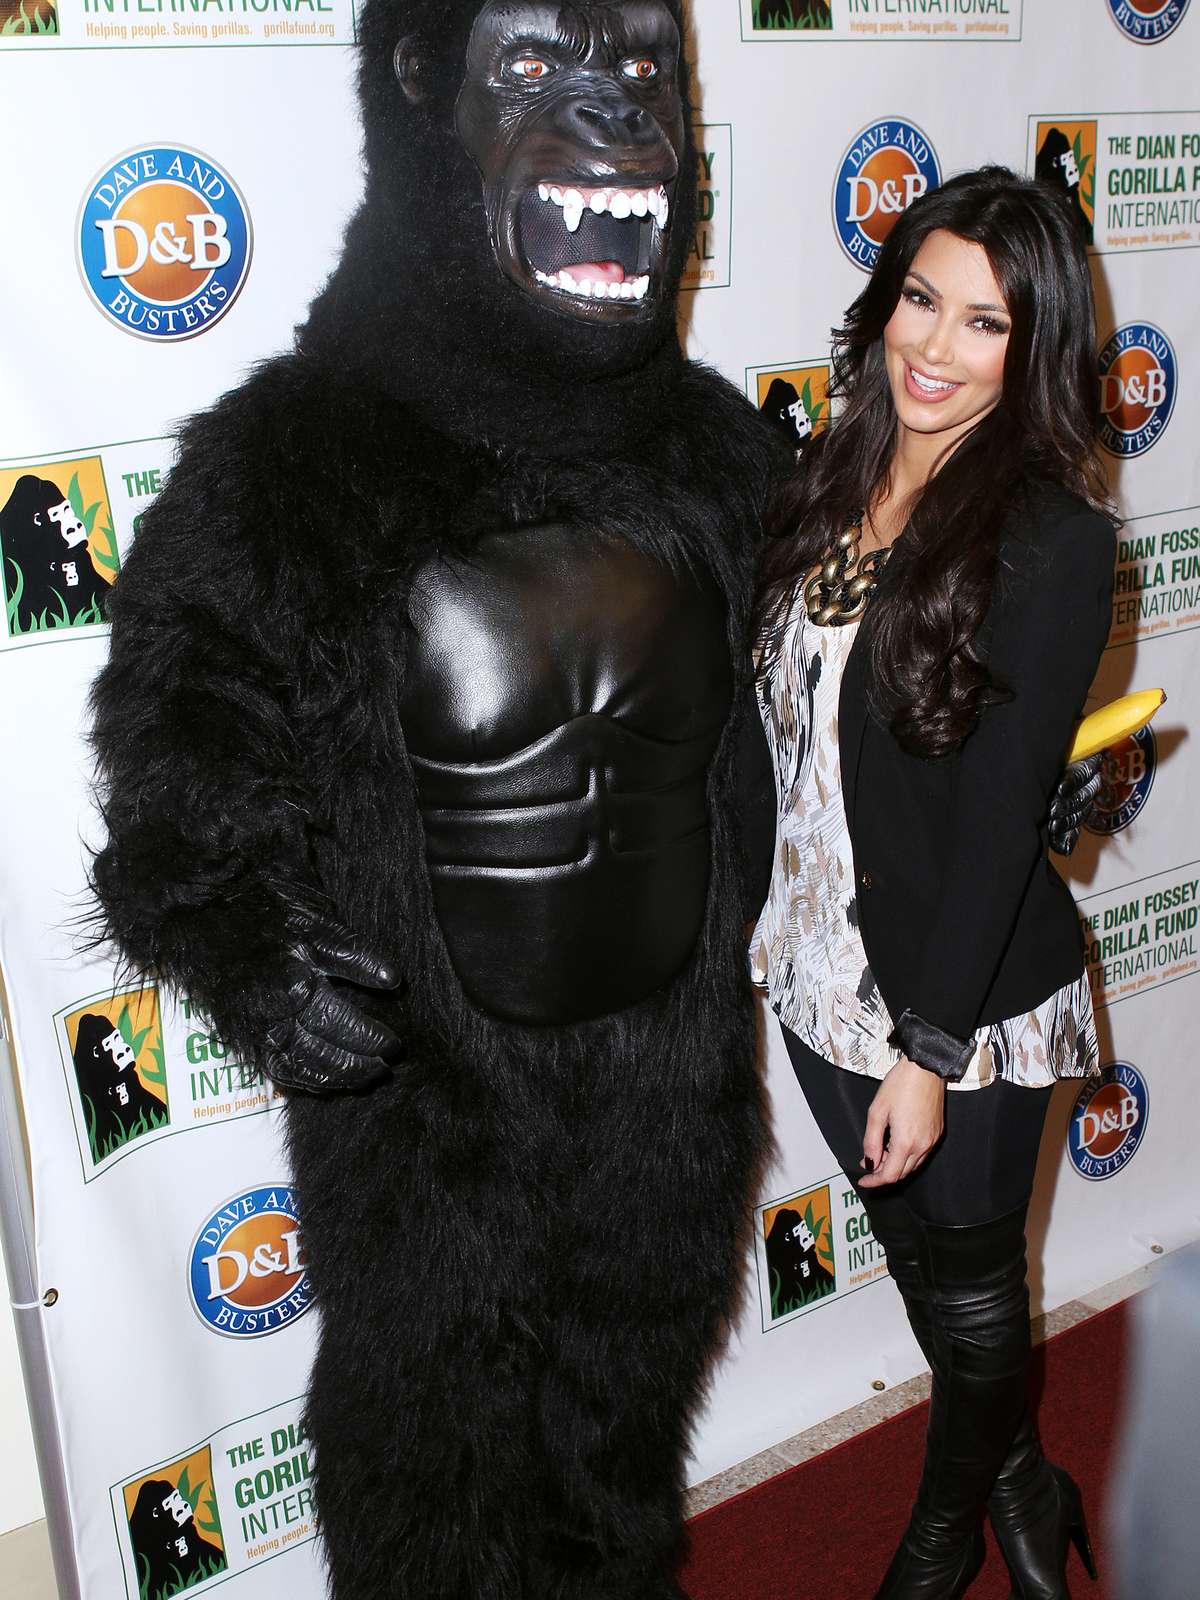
<box><xmin>0</xmin><ymin>1002</ymin><xmax>83</xmax><ymax>1600</ymax></box>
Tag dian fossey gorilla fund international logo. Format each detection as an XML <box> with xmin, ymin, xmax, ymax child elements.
<box><xmin>1106</xmin><ymin>0</ymin><xmax>1191</xmax><ymax>42</ymax></box>
<box><xmin>122</xmin><ymin>1447</ymin><xmax>227</xmax><ymax>1600</ymax></box>
<box><xmin>1067</xmin><ymin>1062</ymin><xmax>1149</xmax><ymax>1178</ymax></box>
<box><xmin>761</xmin><ymin>1185</ymin><xmax>837</xmax><ymax>1323</ymax></box>
<box><xmin>0</xmin><ymin>457</ymin><xmax>119</xmax><ymax>639</ymax></box>
<box><xmin>59</xmin><ymin>986</ymin><xmax>169</xmax><ymax>1168</ymax></box>
<box><xmin>78</xmin><ymin>146</ymin><xmax>251</xmax><ymax>340</ymax></box>
<box><xmin>1034</xmin><ymin>121</ymin><xmax>1096</xmax><ymax>246</ymax></box>
<box><xmin>752</xmin><ymin>362</ymin><xmax>831</xmax><ymax>449</ymax></box>
<box><xmin>833</xmin><ymin>119</ymin><xmax>941</xmax><ymax>271</ymax></box>
<box><xmin>1098</xmin><ymin>323</ymin><xmax>1177</xmax><ymax>457</ymax></box>
<box><xmin>189</xmin><ymin>1186</ymin><xmax>313</xmax><ymax>1339</ymax></box>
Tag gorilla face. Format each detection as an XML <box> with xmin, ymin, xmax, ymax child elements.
<box><xmin>452</xmin><ymin>1</ymin><xmax>684</xmax><ymax>323</ymax></box>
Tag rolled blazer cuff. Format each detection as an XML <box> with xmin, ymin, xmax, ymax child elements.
<box><xmin>888</xmin><ymin>1008</ymin><xmax>975</xmax><ymax>1082</ymax></box>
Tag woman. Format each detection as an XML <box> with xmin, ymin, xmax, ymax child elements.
<box><xmin>751</xmin><ymin>167</ymin><xmax>1116</xmax><ymax>1598</ymax></box>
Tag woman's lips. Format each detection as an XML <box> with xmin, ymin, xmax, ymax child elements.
<box><xmin>903</xmin><ymin>362</ymin><xmax>964</xmax><ymax>404</ymax></box>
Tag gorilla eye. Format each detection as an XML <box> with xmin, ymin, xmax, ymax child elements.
<box><xmin>621</xmin><ymin>57</ymin><xmax>659</xmax><ymax>81</ymax></box>
<box><xmin>509</xmin><ymin>55</ymin><xmax>554</xmax><ymax>81</ymax></box>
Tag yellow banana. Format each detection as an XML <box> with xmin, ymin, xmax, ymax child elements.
<box><xmin>1067</xmin><ymin>689</ymin><xmax>1166</xmax><ymax>763</ymax></box>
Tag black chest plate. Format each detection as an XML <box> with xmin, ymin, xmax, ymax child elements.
<box><xmin>400</xmin><ymin>523</ymin><xmax>732</xmax><ymax>1024</ymax></box>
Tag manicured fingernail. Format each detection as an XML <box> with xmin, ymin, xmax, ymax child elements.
<box><xmin>862</xmin><ymin>1157</ymin><xmax>874</xmax><ymax>1172</ymax></box>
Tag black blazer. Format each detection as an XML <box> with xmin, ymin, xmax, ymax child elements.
<box><xmin>742</xmin><ymin>482</ymin><xmax>1116</xmax><ymax>1076</ymax></box>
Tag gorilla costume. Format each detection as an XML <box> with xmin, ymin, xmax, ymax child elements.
<box><xmin>91</xmin><ymin>3</ymin><xmax>780</xmax><ymax>1595</ymax></box>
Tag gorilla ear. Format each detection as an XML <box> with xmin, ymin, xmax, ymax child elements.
<box><xmin>393</xmin><ymin>35</ymin><xmax>431</xmax><ymax>105</ymax></box>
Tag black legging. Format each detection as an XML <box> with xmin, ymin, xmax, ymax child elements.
<box><xmin>780</xmin><ymin>1025</ymin><xmax>1052</xmax><ymax>1226</ymax></box>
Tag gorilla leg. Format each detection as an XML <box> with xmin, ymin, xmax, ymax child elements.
<box><xmin>288</xmin><ymin>1061</ymin><xmax>563</xmax><ymax>1600</ymax></box>
<box><xmin>529</xmin><ymin>1015</ymin><xmax>762</xmax><ymax>1599</ymax></box>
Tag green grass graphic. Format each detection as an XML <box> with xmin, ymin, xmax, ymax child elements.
<box><xmin>136</xmin><ymin>1546</ymin><xmax>227</xmax><ymax>1600</ymax></box>
<box><xmin>3</xmin><ymin>555</ymin><xmax>105</xmax><ymax>635</ymax></box>
<box><xmin>752</xmin><ymin>0</ymin><xmax>832</xmax><ymax>29</ymax></box>
<box><xmin>0</xmin><ymin>0</ymin><xmax>58</xmax><ymax>33</ymax></box>
<box><xmin>1072</xmin><ymin>131</ymin><xmax>1096</xmax><ymax>220</ymax></box>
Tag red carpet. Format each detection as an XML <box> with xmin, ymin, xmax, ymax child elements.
<box><xmin>679</xmin><ymin>1302</ymin><xmax>1128</xmax><ymax>1600</ymax></box>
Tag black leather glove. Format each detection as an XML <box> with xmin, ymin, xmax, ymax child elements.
<box><xmin>260</xmin><ymin>915</ymin><xmax>404</xmax><ymax>1095</ymax></box>
<box><xmin>1048</xmin><ymin>753</ymin><xmax>1104</xmax><ymax>856</ymax></box>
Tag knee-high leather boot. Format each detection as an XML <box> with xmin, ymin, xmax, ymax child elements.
<box><xmin>986</xmin><ymin>1412</ymin><xmax>1097</xmax><ymax>1598</ymax></box>
<box><xmin>869</xmin><ymin>1204</ymin><xmax>1034</xmax><ymax>1600</ymax></box>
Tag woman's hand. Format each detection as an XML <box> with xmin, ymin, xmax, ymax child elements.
<box><xmin>858</xmin><ymin>1057</ymin><xmax>946</xmax><ymax>1189</ymax></box>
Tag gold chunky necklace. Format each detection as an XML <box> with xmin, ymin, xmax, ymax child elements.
<box><xmin>803</xmin><ymin>518</ymin><xmax>891</xmax><ymax>627</ymax></box>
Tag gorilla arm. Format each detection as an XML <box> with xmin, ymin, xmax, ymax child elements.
<box><xmin>89</xmin><ymin>379</ymin><xmax>402</xmax><ymax>1095</ymax></box>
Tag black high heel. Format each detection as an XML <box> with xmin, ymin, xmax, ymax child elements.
<box><xmin>989</xmin><ymin>1458</ymin><xmax>1098</xmax><ymax>1598</ymax></box>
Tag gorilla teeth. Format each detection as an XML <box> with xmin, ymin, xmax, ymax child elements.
<box><xmin>533</xmin><ymin>269</ymin><xmax>651</xmax><ymax>302</ymax></box>
<box><xmin>537</xmin><ymin>184</ymin><xmax>670</xmax><ymax>230</ymax></box>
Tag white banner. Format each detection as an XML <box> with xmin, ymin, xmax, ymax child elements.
<box><xmin>2</xmin><ymin>0</ymin><xmax>1198</xmax><ymax>1590</ymax></box>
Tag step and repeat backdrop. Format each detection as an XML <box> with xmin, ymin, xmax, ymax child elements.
<box><xmin>1</xmin><ymin>1</ymin><xmax>1198</xmax><ymax>1595</ymax></box>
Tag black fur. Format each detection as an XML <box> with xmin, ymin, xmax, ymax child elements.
<box><xmin>89</xmin><ymin>2</ymin><xmax>783</xmax><ymax>1594</ymax></box>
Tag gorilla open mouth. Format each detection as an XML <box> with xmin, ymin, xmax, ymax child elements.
<box><xmin>512</xmin><ymin>180</ymin><xmax>673</xmax><ymax>313</ymax></box>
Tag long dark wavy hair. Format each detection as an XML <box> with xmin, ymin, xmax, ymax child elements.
<box><xmin>757</xmin><ymin>165</ymin><xmax>1114</xmax><ymax>757</ymax></box>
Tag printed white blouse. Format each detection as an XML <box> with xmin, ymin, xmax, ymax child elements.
<box><xmin>748</xmin><ymin>593</ymin><xmax>1098</xmax><ymax>1092</ymax></box>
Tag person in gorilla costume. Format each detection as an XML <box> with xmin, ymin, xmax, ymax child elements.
<box><xmin>90</xmin><ymin>3</ymin><xmax>780</xmax><ymax>1596</ymax></box>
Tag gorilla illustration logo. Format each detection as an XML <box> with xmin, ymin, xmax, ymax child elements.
<box><xmin>766</xmin><ymin>1204</ymin><xmax>835</xmax><ymax>1317</ymax></box>
<box><xmin>0</xmin><ymin>473</ymin><xmax>111</xmax><ymax>635</ymax></box>
<box><xmin>71</xmin><ymin>1010</ymin><xmax>167</xmax><ymax>1163</ymax></box>
<box><xmin>128</xmin><ymin>1478</ymin><xmax>225</xmax><ymax>1600</ymax></box>
<box><xmin>1035</xmin><ymin>128</ymin><xmax>1094</xmax><ymax>247</ymax></box>
<box><xmin>758</xmin><ymin>377</ymin><xmax>815</xmax><ymax>448</ymax></box>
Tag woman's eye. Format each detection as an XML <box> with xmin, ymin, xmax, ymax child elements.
<box><xmin>972</xmin><ymin>317</ymin><xmax>1009</xmax><ymax>337</ymax></box>
<box><xmin>510</xmin><ymin>56</ymin><xmax>554</xmax><ymax>80</ymax></box>
<box><xmin>621</xmin><ymin>57</ymin><xmax>659</xmax><ymax>81</ymax></box>
<box><xmin>902</xmin><ymin>286</ymin><xmax>932</xmax><ymax>309</ymax></box>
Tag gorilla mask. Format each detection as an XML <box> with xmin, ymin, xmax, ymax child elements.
<box><xmin>448</xmin><ymin>2</ymin><xmax>684</xmax><ymax>322</ymax></box>
<box><xmin>303</xmin><ymin>0</ymin><xmax>698</xmax><ymax>447</ymax></box>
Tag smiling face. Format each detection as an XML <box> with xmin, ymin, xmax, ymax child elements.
<box><xmin>454</xmin><ymin>1</ymin><xmax>684</xmax><ymax>321</ymax></box>
<box><xmin>882</xmin><ymin>229</ymin><xmax>1011</xmax><ymax>456</ymax></box>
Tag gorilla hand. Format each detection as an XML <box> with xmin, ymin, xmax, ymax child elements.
<box><xmin>1048</xmin><ymin>754</ymin><xmax>1104</xmax><ymax>857</ymax></box>
<box><xmin>260</xmin><ymin>916</ymin><xmax>404</xmax><ymax>1095</ymax></box>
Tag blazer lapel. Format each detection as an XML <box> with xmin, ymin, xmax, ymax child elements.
<box><xmin>838</xmin><ymin>622</ymin><xmax>870</xmax><ymax>827</ymax></box>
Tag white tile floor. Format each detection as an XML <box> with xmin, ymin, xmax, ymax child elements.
<box><xmin>0</xmin><ymin>1263</ymin><xmax>1159</xmax><ymax>1596</ymax></box>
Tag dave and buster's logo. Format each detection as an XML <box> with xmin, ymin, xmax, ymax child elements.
<box><xmin>833</xmin><ymin>119</ymin><xmax>941</xmax><ymax>272</ymax></box>
<box><xmin>188</xmin><ymin>1186</ymin><xmax>312</xmax><ymax>1339</ymax></box>
<box><xmin>78</xmin><ymin>146</ymin><xmax>251</xmax><ymax>341</ymax></box>
<box><xmin>1068</xmin><ymin>1062</ymin><xmax>1148</xmax><ymax>1179</ymax></box>
<box><xmin>1085</xmin><ymin>725</ymin><xmax>1157</xmax><ymax>836</ymax></box>
<box><xmin>1099</xmin><ymin>323</ymin><xmax>1177</xmax><ymax>457</ymax></box>
<box><xmin>1106</xmin><ymin>0</ymin><xmax>1191</xmax><ymax>43</ymax></box>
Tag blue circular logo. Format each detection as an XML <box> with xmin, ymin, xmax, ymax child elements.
<box><xmin>1099</xmin><ymin>322</ymin><xmax>1178</xmax><ymax>457</ymax></box>
<box><xmin>1067</xmin><ymin>1062</ymin><xmax>1149</xmax><ymax>1179</ymax></box>
<box><xmin>1085</xmin><ymin>724</ymin><xmax>1157</xmax><ymax>836</ymax></box>
<box><xmin>1106</xmin><ymin>0</ymin><xmax>1191</xmax><ymax>44</ymax></box>
<box><xmin>78</xmin><ymin>145</ymin><xmax>252</xmax><ymax>342</ymax></box>
<box><xmin>832</xmin><ymin>119</ymin><xmax>941</xmax><ymax>272</ymax></box>
<box><xmin>188</xmin><ymin>1185</ymin><xmax>312</xmax><ymax>1339</ymax></box>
